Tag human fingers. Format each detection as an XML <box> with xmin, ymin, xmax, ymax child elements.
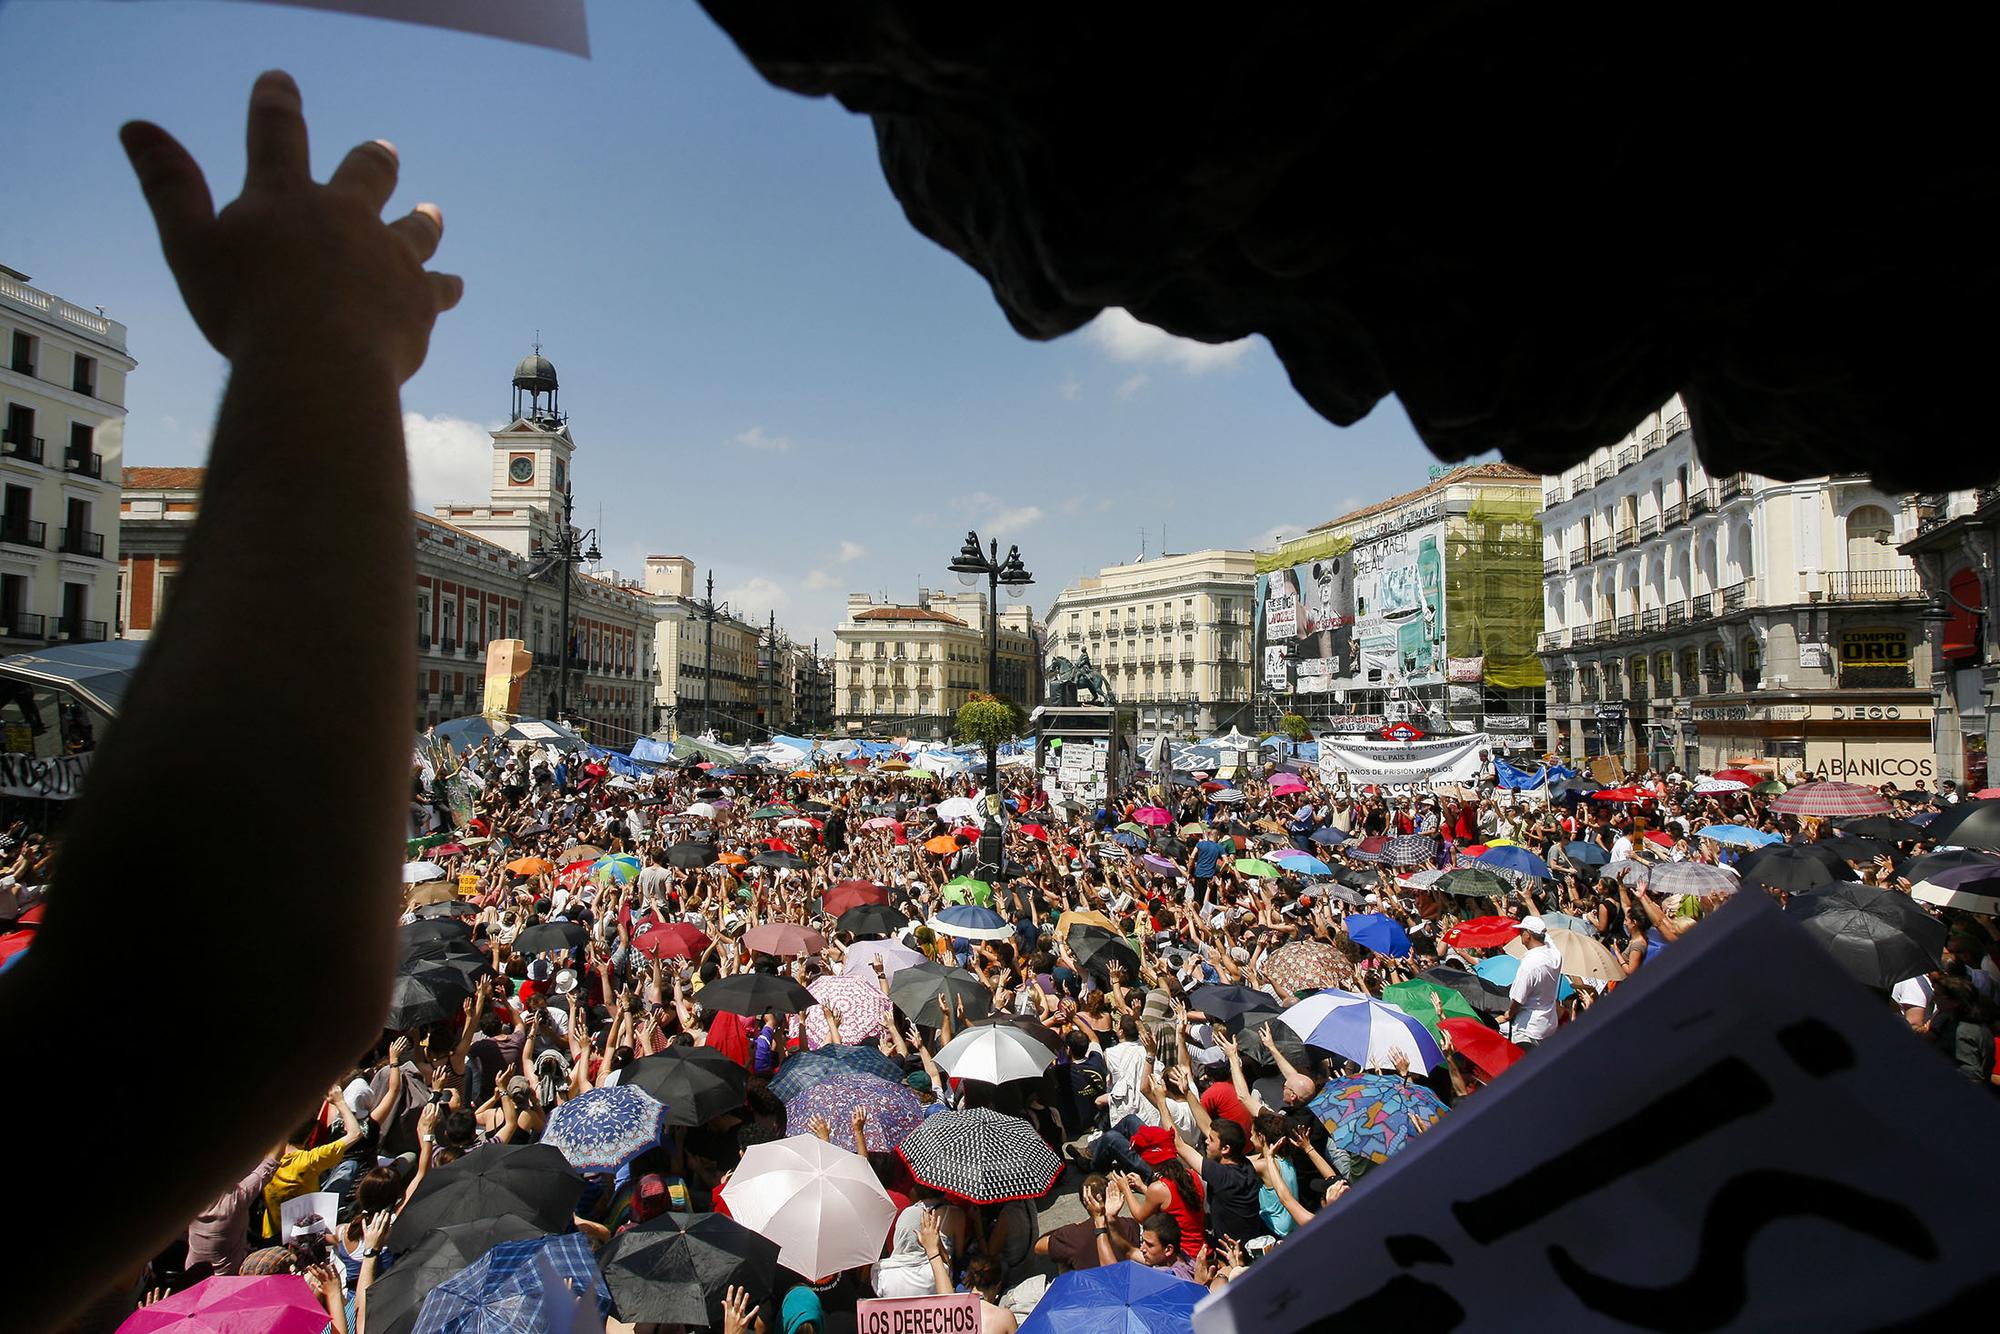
<box><xmin>119</xmin><ymin>120</ymin><xmax>215</xmax><ymax>266</ymax></box>
<box><xmin>243</xmin><ymin>70</ymin><xmax>310</xmax><ymax>189</ymax></box>
<box><xmin>329</xmin><ymin>138</ymin><xmax>400</xmax><ymax>211</ymax></box>
<box><xmin>429</xmin><ymin>271</ymin><xmax>465</xmax><ymax>313</ymax></box>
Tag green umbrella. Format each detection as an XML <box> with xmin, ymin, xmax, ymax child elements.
<box><xmin>941</xmin><ymin>876</ymin><xmax>994</xmax><ymax>907</ymax></box>
<box><xmin>907</xmin><ymin>769</ymin><xmax>938</xmax><ymax>780</ymax></box>
<box><xmin>750</xmin><ymin>805</ymin><xmax>795</xmax><ymax>820</ymax></box>
<box><xmin>1235</xmin><ymin>859</ymin><xmax>1281</xmax><ymax>879</ymax></box>
<box><xmin>1381</xmin><ymin>979</ymin><xmax>1482</xmax><ymax>1040</ymax></box>
<box><xmin>1433</xmin><ymin>867</ymin><xmax>1511</xmax><ymax>899</ymax></box>
<box><xmin>1117</xmin><ymin>821</ymin><xmax>1148</xmax><ymax>836</ymax></box>
<box><xmin>1752</xmin><ymin>780</ymin><xmax>1788</xmax><ymax>795</ymax></box>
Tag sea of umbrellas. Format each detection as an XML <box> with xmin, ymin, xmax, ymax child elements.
<box><xmin>91</xmin><ymin>740</ymin><xmax>2000</xmax><ymax>1333</ymax></box>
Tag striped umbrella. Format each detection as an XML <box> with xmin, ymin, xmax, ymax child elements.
<box><xmin>1600</xmin><ymin>858</ymin><xmax>1652</xmax><ymax>886</ymax></box>
<box><xmin>591</xmin><ymin>854</ymin><xmax>644</xmax><ymax>886</ymax></box>
<box><xmin>1770</xmin><ymin>781</ymin><xmax>1893</xmax><ymax>819</ymax></box>
<box><xmin>1309</xmin><ymin>1072</ymin><xmax>1446</xmax><ymax>1164</ymax></box>
<box><xmin>785</xmin><ymin>1073</ymin><xmax>927</xmax><ymax>1152</ymax></box>
<box><xmin>898</xmin><ymin>1108</ymin><xmax>1061</xmax><ymax>1204</ymax></box>
<box><xmin>1282</xmin><ymin>992</ymin><xmax>1442</xmax><ymax>1071</ymax></box>
<box><xmin>803</xmin><ymin>973</ymin><xmax>893</xmax><ymax>1049</ymax></box>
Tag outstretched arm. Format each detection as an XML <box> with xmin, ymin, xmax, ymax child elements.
<box><xmin>0</xmin><ymin>71</ymin><xmax>459</xmax><ymax>1327</ymax></box>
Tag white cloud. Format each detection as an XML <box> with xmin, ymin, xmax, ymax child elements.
<box><xmin>1084</xmin><ymin>308</ymin><xmax>1252</xmax><ymax>373</ymax></box>
<box><xmin>1058</xmin><ymin>376</ymin><xmax>1082</xmax><ymax>401</ymax></box>
<box><xmin>732</xmin><ymin>426</ymin><xmax>792</xmax><ymax>452</ymax></box>
<box><xmin>720</xmin><ymin>576</ymin><xmax>789</xmax><ymax>617</ymax></box>
<box><xmin>1115</xmin><ymin>372</ymin><xmax>1150</xmax><ymax>401</ymax></box>
<box><xmin>403</xmin><ymin>412</ymin><xmax>498</xmax><ymax>511</ymax></box>
<box><xmin>837</xmin><ymin>540</ymin><xmax>866</xmax><ymax>563</ymax></box>
<box><xmin>1250</xmin><ymin>521</ymin><xmax>1311</xmax><ymax>552</ymax></box>
<box><xmin>803</xmin><ymin>569</ymin><xmax>840</xmax><ymax>591</ymax></box>
<box><xmin>953</xmin><ymin>491</ymin><xmax>1045</xmax><ymax>537</ymax></box>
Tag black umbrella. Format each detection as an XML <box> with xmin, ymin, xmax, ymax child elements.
<box><xmin>389</xmin><ymin>1143</ymin><xmax>587</xmax><ymax>1248</ymax></box>
<box><xmin>665</xmin><ymin>842</ymin><xmax>717</xmax><ymax>869</ymax></box>
<box><xmin>400</xmin><ymin>931</ymin><xmax>486</xmax><ymax>967</ymax></box>
<box><xmin>888</xmin><ymin>962</ymin><xmax>993</xmax><ymax>1027</ymax></box>
<box><xmin>696</xmin><ymin>787</ymin><xmax>725</xmax><ymax>799</ymax></box>
<box><xmin>800</xmin><ymin>801</ymin><xmax>832</xmax><ymax>814</ymax></box>
<box><xmin>752</xmin><ymin>850</ymin><xmax>809</xmax><ymax>871</ymax></box>
<box><xmin>696</xmin><ymin>972</ymin><xmax>817</xmax><ymax>1016</ymax></box>
<box><xmin>362</xmin><ymin>1216</ymin><xmax>548</xmax><ymax>1334</ymax></box>
<box><xmin>1067</xmin><ymin>925</ymin><xmax>1140</xmax><ymax>980</ymax></box>
<box><xmin>413</xmin><ymin>899</ymin><xmax>480</xmax><ymax>919</ymax></box>
<box><xmin>413</xmin><ymin>949</ymin><xmax>494</xmax><ymax>991</ymax></box>
<box><xmin>512</xmin><ymin>920</ymin><xmax>591</xmax><ymax>955</ymax></box>
<box><xmin>619</xmin><ymin>1048</ymin><xmax>750</xmax><ymax>1127</ymax></box>
<box><xmin>385</xmin><ymin>966</ymin><xmax>471</xmax><ymax>1031</ymax></box>
<box><xmin>602</xmin><ymin>1212</ymin><xmax>783</xmax><ymax>1329</ymax></box>
<box><xmin>1224</xmin><ymin>1009</ymin><xmax>1312</xmax><ymax>1068</ymax></box>
<box><xmin>1418</xmin><ymin>964</ymin><xmax>1510</xmax><ymax>1017</ymax></box>
<box><xmin>1788</xmin><ymin>883</ymin><xmax>1948</xmax><ymax>989</ymax></box>
<box><xmin>1187</xmin><ymin>982</ymin><xmax>1280</xmax><ymax>1025</ymax></box>
<box><xmin>1897</xmin><ymin>847</ymin><xmax>2000</xmax><ymax>882</ymax></box>
<box><xmin>401</xmin><ymin>918</ymin><xmax>474</xmax><ymax>948</ymax></box>
<box><xmin>1335</xmin><ymin>867</ymin><xmax>1379</xmax><ymax>891</ymax></box>
<box><xmin>1833</xmin><ymin>816</ymin><xmax>1927</xmax><ymax>842</ymax></box>
<box><xmin>836</xmin><ymin>903</ymin><xmax>909</xmax><ymax>936</ymax></box>
<box><xmin>1915</xmin><ymin>798</ymin><xmax>2000</xmax><ymax>850</ymax></box>
<box><xmin>1821</xmin><ymin>834</ymin><xmax>1892</xmax><ymax>863</ymax></box>
<box><xmin>1733</xmin><ymin>844</ymin><xmax>1857</xmax><ymax>894</ymax></box>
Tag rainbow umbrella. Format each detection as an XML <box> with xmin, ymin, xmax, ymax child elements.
<box><xmin>1310</xmin><ymin>1072</ymin><xmax>1447</xmax><ymax>1164</ymax></box>
<box><xmin>590</xmin><ymin>854</ymin><xmax>643</xmax><ymax>886</ymax></box>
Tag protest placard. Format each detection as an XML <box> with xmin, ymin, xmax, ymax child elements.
<box><xmin>856</xmin><ymin>1293</ymin><xmax>982</xmax><ymax>1334</ymax></box>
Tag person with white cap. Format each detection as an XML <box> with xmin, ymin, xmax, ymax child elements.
<box><xmin>1502</xmin><ymin>916</ymin><xmax>1564</xmax><ymax>1047</ymax></box>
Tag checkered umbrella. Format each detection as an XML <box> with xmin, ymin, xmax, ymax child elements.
<box><xmin>784</xmin><ymin>1073</ymin><xmax>927</xmax><ymax>1152</ymax></box>
<box><xmin>803</xmin><ymin>973</ymin><xmax>893</xmax><ymax>1048</ymax></box>
<box><xmin>1769</xmin><ymin>781</ymin><xmax>1893</xmax><ymax>819</ymax></box>
<box><xmin>769</xmin><ymin>1044</ymin><xmax>906</xmax><ymax>1102</ymax></box>
<box><xmin>541</xmin><ymin>1085</ymin><xmax>667</xmax><ymax>1175</ymax></box>
<box><xmin>1309</xmin><ymin>1072</ymin><xmax>1447</xmax><ymax>1165</ymax></box>
<box><xmin>1382</xmin><ymin>835</ymin><xmax>1438</xmax><ymax>867</ymax></box>
<box><xmin>898</xmin><ymin>1108</ymin><xmax>1061</xmax><ymax>1204</ymax></box>
<box><xmin>412</xmin><ymin>1232</ymin><xmax>611</xmax><ymax>1334</ymax></box>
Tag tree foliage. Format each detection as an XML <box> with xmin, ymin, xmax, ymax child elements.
<box><xmin>956</xmin><ymin>692</ymin><xmax>1026</xmax><ymax>748</ymax></box>
<box><xmin>1278</xmin><ymin>713</ymin><xmax>1312</xmax><ymax>742</ymax></box>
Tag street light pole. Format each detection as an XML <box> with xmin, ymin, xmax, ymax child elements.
<box><xmin>529</xmin><ymin>487</ymin><xmax>601</xmax><ymax>725</ymax></box>
<box><xmin>949</xmin><ymin>530</ymin><xmax>1033</xmax><ymax>808</ymax></box>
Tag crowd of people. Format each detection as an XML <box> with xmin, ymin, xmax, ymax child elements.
<box><xmin>67</xmin><ymin>736</ymin><xmax>1991</xmax><ymax>1332</ymax></box>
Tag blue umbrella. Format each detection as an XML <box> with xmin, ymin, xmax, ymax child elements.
<box><xmin>1110</xmin><ymin>830</ymin><xmax>1147</xmax><ymax>849</ymax></box>
<box><xmin>1695</xmin><ymin>824</ymin><xmax>1783</xmax><ymax>848</ymax></box>
<box><xmin>1017</xmin><ymin>1261</ymin><xmax>1207</xmax><ymax>1334</ymax></box>
<box><xmin>1474</xmin><ymin>953</ymin><xmax>1575</xmax><ymax>1000</ymax></box>
<box><xmin>1274</xmin><ymin>853</ymin><xmax>1333</xmax><ymax>876</ymax></box>
<box><xmin>1310</xmin><ymin>826</ymin><xmax>1349</xmax><ymax>846</ymax></box>
<box><xmin>540</xmin><ymin>1086</ymin><xmax>667</xmax><ymax>1175</ymax></box>
<box><xmin>1343</xmin><ymin>912</ymin><xmax>1413</xmax><ymax>958</ymax></box>
<box><xmin>1477</xmin><ymin>845</ymin><xmax>1552</xmax><ymax>879</ymax></box>
<box><xmin>926</xmin><ymin>904</ymin><xmax>1014</xmax><ymax>940</ymax></box>
<box><xmin>1563</xmin><ymin>840</ymin><xmax>1610</xmax><ymax>866</ymax></box>
<box><xmin>1539</xmin><ymin>911</ymin><xmax>1598</xmax><ymax>936</ymax></box>
<box><xmin>413</xmin><ymin>1232</ymin><xmax>612</xmax><ymax>1334</ymax></box>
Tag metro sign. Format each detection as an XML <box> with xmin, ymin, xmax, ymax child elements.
<box><xmin>1380</xmin><ymin>721</ymin><xmax>1427</xmax><ymax>741</ymax></box>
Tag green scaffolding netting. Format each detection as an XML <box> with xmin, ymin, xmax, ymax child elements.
<box><xmin>1448</xmin><ymin>490</ymin><xmax>1547</xmax><ymax>691</ymax></box>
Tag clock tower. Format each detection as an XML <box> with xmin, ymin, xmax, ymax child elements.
<box><xmin>492</xmin><ymin>347</ymin><xmax>574</xmax><ymax>510</ymax></box>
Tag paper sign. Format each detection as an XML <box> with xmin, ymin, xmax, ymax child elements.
<box><xmin>1194</xmin><ymin>894</ymin><xmax>2000</xmax><ymax>1333</ymax></box>
<box><xmin>856</xmin><ymin>1294</ymin><xmax>982</xmax><ymax>1334</ymax></box>
<box><xmin>0</xmin><ymin>751</ymin><xmax>90</xmax><ymax>800</ymax></box>
<box><xmin>188</xmin><ymin>0</ymin><xmax>591</xmax><ymax>55</ymax></box>
<box><xmin>280</xmin><ymin>1191</ymin><xmax>338</xmax><ymax>1241</ymax></box>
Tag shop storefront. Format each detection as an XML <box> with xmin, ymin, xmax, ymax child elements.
<box><xmin>1690</xmin><ymin>693</ymin><xmax>1935</xmax><ymax>783</ymax></box>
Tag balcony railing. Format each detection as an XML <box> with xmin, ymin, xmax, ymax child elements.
<box><xmin>1592</xmin><ymin>617</ymin><xmax>1614</xmax><ymax>642</ymax></box>
<box><xmin>0</xmin><ymin>516</ymin><xmax>45</xmax><ymax>548</ymax></box>
<box><xmin>1689</xmin><ymin>593</ymin><xmax>1713</xmax><ymax>620</ymax></box>
<box><xmin>1719</xmin><ymin>579</ymin><xmax>1754</xmax><ymax>612</ymax></box>
<box><xmin>1580</xmin><ymin>679</ymin><xmax>1601</xmax><ymax>703</ymax></box>
<box><xmin>1629</xmin><ymin>682</ymin><xmax>1649</xmax><ymax>703</ymax></box>
<box><xmin>417</xmin><ymin>632</ymin><xmax>431</xmax><ymax>650</ymax></box>
<box><xmin>1705</xmin><ymin>671</ymin><xmax>1731</xmax><ymax>694</ymax></box>
<box><xmin>1664</xmin><ymin>412</ymin><xmax>1691</xmax><ymax>440</ymax></box>
<box><xmin>1544</xmin><ymin>487</ymin><xmax>1565</xmax><ymax>508</ymax></box>
<box><xmin>53</xmin><ymin>618</ymin><xmax>107</xmax><ymax>643</ymax></box>
<box><xmin>0</xmin><ymin>612</ymin><xmax>44</xmax><ymax>639</ymax></box>
<box><xmin>1639</xmin><ymin>608</ymin><xmax>1662</xmax><ymax>632</ymax></box>
<box><xmin>1</xmin><ymin>432</ymin><xmax>45</xmax><ymax>465</ymax></box>
<box><xmin>1640</xmin><ymin>427</ymin><xmax>1666</xmax><ymax>455</ymax></box>
<box><xmin>1718</xmin><ymin>475</ymin><xmax>1745</xmax><ymax>502</ymax></box>
<box><xmin>1690</xmin><ymin>488</ymin><xmax>1714</xmax><ymax>517</ymax></box>
<box><xmin>1589</xmin><ymin>536</ymin><xmax>1612</xmax><ymax>561</ymax></box>
<box><xmin>1664</xmin><ymin>602</ymin><xmax>1688</xmax><ymax>628</ymax></box>
<box><xmin>1593</xmin><ymin>463</ymin><xmax>1614</xmax><ymax>484</ymax></box>
<box><xmin>441</xmin><ymin>638</ymin><xmax>456</xmax><ymax>654</ymax></box>
<box><xmin>1615</xmin><ymin>612</ymin><xmax>1637</xmax><ymax>636</ymax></box>
<box><xmin>1617</xmin><ymin>448</ymin><xmax>1638</xmax><ymax>470</ymax></box>
<box><xmin>58</xmin><ymin>527</ymin><xmax>104</xmax><ymax>558</ymax></box>
<box><xmin>62</xmin><ymin>450</ymin><xmax>103</xmax><ymax>479</ymax></box>
<box><xmin>1662</xmin><ymin>499</ymin><xmax>1687</xmax><ymax>529</ymax></box>
<box><xmin>1638</xmin><ymin>515</ymin><xmax>1660</xmax><ymax>540</ymax></box>
<box><xmin>1616</xmin><ymin>526</ymin><xmax>1636</xmax><ymax>550</ymax></box>
<box><xmin>1543</xmin><ymin>557</ymin><xmax>1563</xmax><ymax>576</ymax></box>
<box><xmin>1539</xmin><ymin>630</ymin><xmax>1562</xmax><ymax>651</ymax></box>
<box><xmin>1819</xmin><ymin>568</ymin><xmax>1922</xmax><ymax>601</ymax></box>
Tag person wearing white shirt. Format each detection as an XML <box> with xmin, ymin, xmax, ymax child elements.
<box><xmin>1503</xmin><ymin>917</ymin><xmax>1564</xmax><ymax>1046</ymax></box>
<box><xmin>1609</xmin><ymin>830</ymin><xmax>1634</xmax><ymax>863</ymax></box>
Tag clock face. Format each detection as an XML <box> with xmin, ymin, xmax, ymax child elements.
<box><xmin>509</xmin><ymin>456</ymin><xmax>535</xmax><ymax>484</ymax></box>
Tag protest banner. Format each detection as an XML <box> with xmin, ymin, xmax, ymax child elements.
<box><xmin>1194</xmin><ymin>894</ymin><xmax>2000</xmax><ymax>1333</ymax></box>
<box><xmin>0</xmin><ymin>751</ymin><xmax>91</xmax><ymax>800</ymax></box>
<box><xmin>1315</xmin><ymin>733</ymin><xmax>1487</xmax><ymax>792</ymax></box>
<box><xmin>856</xmin><ymin>1294</ymin><xmax>981</xmax><ymax>1334</ymax></box>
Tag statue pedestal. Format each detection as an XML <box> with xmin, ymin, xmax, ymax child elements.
<box><xmin>1031</xmin><ymin>704</ymin><xmax>1134</xmax><ymax>814</ymax></box>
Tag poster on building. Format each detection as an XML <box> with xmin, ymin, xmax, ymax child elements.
<box><xmin>1263</xmin><ymin>643</ymin><xmax>1291</xmax><ymax>691</ymax></box>
<box><xmin>1315</xmin><ymin>732</ymin><xmax>1488</xmax><ymax>792</ymax></box>
<box><xmin>1256</xmin><ymin>525</ymin><xmax>1446</xmax><ymax>695</ymax></box>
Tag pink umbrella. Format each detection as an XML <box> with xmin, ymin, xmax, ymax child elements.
<box><xmin>121</xmin><ymin>1276</ymin><xmax>328</xmax><ymax>1334</ymax></box>
<box><xmin>1268</xmin><ymin>847</ymin><xmax>1313</xmax><ymax>860</ymax></box>
<box><xmin>863</xmin><ymin>816</ymin><xmax>902</xmax><ymax>830</ymax></box>
<box><xmin>744</xmin><ymin>923</ymin><xmax>826</xmax><ymax>957</ymax></box>
<box><xmin>804</xmin><ymin>972</ymin><xmax>893</xmax><ymax>1048</ymax></box>
<box><xmin>1131</xmin><ymin>806</ymin><xmax>1174</xmax><ymax>827</ymax></box>
<box><xmin>1271</xmin><ymin>774</ymin><xmax>1309</xmax><ymax>789</ymax></box>
<box><xmin>844</xmin><ymin>938</ymin><xmax>927</xmax><ymax>979</ymax></box>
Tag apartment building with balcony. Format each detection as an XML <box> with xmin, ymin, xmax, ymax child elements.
<box><xmin>1898</xmin><ymin>488</ymin><xmax>2000</xmax><ymax>791</ymax></box>
<box><xmin>2</xmin><ymin>266</ymin><xmax>129</xmax><ymax>651</ymax></box>
<box><xmin>1042</xmin><ymin>549</ymin><xmax>1256</xmax><ymax>739</ymax></box>
<box><xmin>834</xmin><ymin>591</ymin><xmax>1040</xmax><ymax>737</ymax></box>
<box><xmin>1537</xmin><ymin>394</ymin><xmax>1932</xmax><ymax>781</ymax></box>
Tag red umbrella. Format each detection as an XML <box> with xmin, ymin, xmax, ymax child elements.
<box><xmin>1461</xmin><ymin>843</ymin><xmax>1490</xmax><ymax>858</ymax></box>
<box><xmin>744</xmin><ymin>923</ymin><xmax>827</xmax><ymax>957</ymax></box>
<box><xmin>1442</xmin><ymin>916</ymin><xmax>1520</xmax><ymax>949</ymax></box>
<box><xmin>1770</xmin><ymin>781</ymin><xmax>1894</xmax><ymax>819</ymax></box>
<box><xmin>1589</xmin><ymin>787</ymin><xmax>1642</xmax><ymax>803</ymax></box>
<box><xmin>434</xmin><ymin>842</ymin><xmax>468</xmax><ymax>856</ymax></box>
<box><xmin>1439</xmin><ymin>1017</ymin><xmax>1524</xmax><ymax>1080</ymax></box>
<box><xmin>845</xmin><ymin>756</ymin><xmax>870</xmax><ymax>768</ymax></box>
<box><xmin>697</xmin><ymin>761</ymin><xmax>715</xmax><ymax>770</ymax></box>
<box><xmin>1976</xmin><ymin>788</ymin><xmax>2000</xmax><ymax>799</ymax></box>
<box><xmin>952</xmin><ymin>826</ymin><xmax>982</xmax><ymax>841</ymax></box>
<box><xmin>1712</xmin><ymin>768</ymin><xmax>1763</xmax><ymax>785</ymax></box>
<box><xmin>1018</xmin><ymin>824</ymin><xmax>1049</xmax><ymax>842</ymax></box>
<box><xmin>762</xmin><ymin>838</ymin><xmax>798</xmax><ymax>854</ymax></box>
<box><xmin>633</xmin><ymin>920</ymin><xmax>711</xmax><ymax>960</ymax></box>
<box><xmin>824</xmin><ymin>880</ymin><xmax>891</xmax><ymax>916</ymax></box>
<box><xmin>1643</xmin><ymin>830</ymin><xmax>1675</xmax><ymax>848</ymax></box>
<box><xmin>1200</xmin><ymin>781</ymin><xmax>1227</xmax><ymax>791</ymax></box>
<box><xmin>1357</xmin><ymin>835</ymin><xmax>1389</xmax><ymax>855</ymax></box>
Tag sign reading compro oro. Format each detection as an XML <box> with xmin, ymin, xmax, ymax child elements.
<box><xmin>1840</xmin><ymin>628</ymin><xmax>1911</xmax><ymax>665</ymax></box>
<box><xmin>856</xmin><ymin>1294</ymin><xmax>981</xmax><ymax>1334</ymax></box>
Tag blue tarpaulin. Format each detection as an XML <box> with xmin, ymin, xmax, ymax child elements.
<box><xmin>1493</xmin><ymin>758</ymin><xmax>1549</xmax><ymax>790</ymax></box>
<box><xmin>630</xmin><ymin>737</ymin><xmax>677</xmax><ymax>764</ymax></box>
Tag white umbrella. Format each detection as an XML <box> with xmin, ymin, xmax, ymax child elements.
<box><xmin>778</xmin><ymin>817</ymin><xmax>817</xmax><ymax>830</ymax></box>
<box><xmin>718</xmin><ymin>1134</ymin><xmax>896</xmax><ymax>1280</ymax></box>
<box><xmin>935</xmin><ymin>795</ymin><xmax>979</xmax><ymax>823</ymax></box>
<box><xmin>843</xmin><ymin>939</ymin><xmax>927</xmax><ymax>979</ymax></box>
<box><xmin>1693</xmin><ymin>777</ymin><xmax>1749</xmax><ymax>794</ymax></box>
<box><xmin>403</xmin><ymin>861</ymin><xmax>446</xmax><ymax>884</ymax></box>
<box><xmin>682</xmin><ymin>803</ymin><xmax>718</xmax><ymax>819</ymax></box>
<box><xmin>1210</xmin><ymin>788</ymin><xmax>1247</xmax><ymax>805</ymax></box>
<box><xmin>1279</xmin><ymin>991</ymin><xmax>1441</xmax><ymax>1072</ymax></box>
<box><xmin>933</xmin><ymin>1024</ymin><xmax>1057</xmax><ymax>1084</ymax></box>
<box><xmin>1912</xmin><ymin>880</ymin><xmax>2000</xmax><ymax>915</ymax></box>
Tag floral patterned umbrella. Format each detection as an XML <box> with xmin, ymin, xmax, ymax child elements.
<box><xmin>769</xmin><ymin>1045</ymin><xmax>907</xmax><ymax>1102</ymax></box>
<box><xmin>1310</xmin><ymin>1072</ymin><xmax>1447</xmax><ymax>1164</ymax></box>
<box><xmin>803</xmin><ymin>973</ymin><xmax>893</xmax><ymax>1049</ymax></box>
<box><xmin>784</xmin><ymin>1073</ymin><xmax>926</xmax><ymax>1152</ymax></box>
<box><xmin>1262</xmin><ymin>940</ymin><xmax>1346</xmax><ymax>993</ymax></box>
<box><xmin>541</xmin><ymin>1085</ymin><xmax>668</xmax><ymax>1176</ymax></box>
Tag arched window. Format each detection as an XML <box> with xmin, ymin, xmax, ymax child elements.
<box><xmin>1741</xmin><ymin>636</ymin><xmax>1761</xmax><ymax>690</ymax></box>
<box><xmin>1680</xmin><ymin>647</ymin><xmax>1700</xmax><ymax>695</ymax></box>
<box><xmin>1699</xmin><ymin>535</ymin><xmax>1718</xmax><ymax>591</ymax></box>
<box><xmin>1655</xmin><ymin>650</ymin><xmax>1675</xmax><ymax>697</ymax></box>
<box><xmin>1735</xmin><ymin>524</ymin><xmax>1755</xmax><ymax>579</ymax></box>
<box><xmin>1845</xmin><ymin>505</ymin><xmax>1895</xmax><ymax>573</ymax></box>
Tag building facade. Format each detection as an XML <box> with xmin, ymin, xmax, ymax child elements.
<box><xmin>1042</xmin><ymin>549</ymin><xmax>1256</xmax><ymax>740</ymax></box>
<box><xmin>833</xmin><ymin>591</ymin><xmax>1040</xmax><ymax>735</ymax></box>
<box><xmin>1255</xmin><ymin>464</ymin><xmax>1546</xmax><ymax>743</ymax></box>
<box><xmin>1900</xmin><ymin>488</ymin><xmax>2000</xmax><ymax>791</ymax></box>
<box><xmin>1537</xmin><ymin>395</ymin><xmax>1931</xmax><ymax>779</ymax></box>
<box><xmin>2</xmin><ymin>266</ymin><xmax>130</xmax><ymax>650</ymax></box>
<box><xmin>121</xmin><ymin>353</ymin><xmax>657</xmax><ymax>747</ymax></box>
<box><xmin>642</xmin><ymin>556</ymin><xmax>764</xmax><ymax>741</ymax></box>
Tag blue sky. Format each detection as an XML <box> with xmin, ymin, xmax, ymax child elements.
<box><xmin>0</xmin><ymin>0</ymin><xmax>1459</xmax><ymax>650</ymax></box>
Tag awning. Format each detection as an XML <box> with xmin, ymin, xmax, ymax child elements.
<box><xmin>0</xmin><ymin>639</ymin><xmax>147</xmax><ymax>717</ymax></box>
